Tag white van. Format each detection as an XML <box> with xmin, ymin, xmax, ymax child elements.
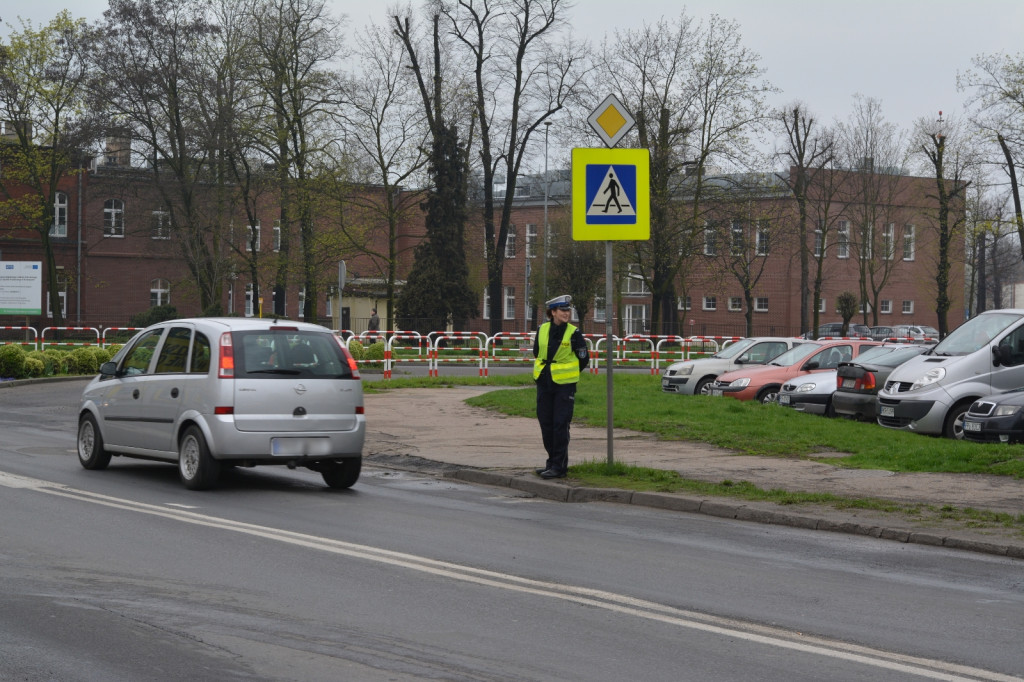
<box><xmin>877</xmin><ymin>310</ymin><xmax>1024</xmax><ymax>438</ymax></box>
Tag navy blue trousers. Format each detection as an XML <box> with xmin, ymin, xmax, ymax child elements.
<box><xmin>536</xmin><ymin>378</ymin><xmax>577</xmax><ymax>474</ymax></box>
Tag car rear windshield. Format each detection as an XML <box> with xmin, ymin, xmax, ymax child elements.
<box><xmin>233</xmin><ymin>330</ymin><xmax>354</xmax><ymax>379</ymax></box>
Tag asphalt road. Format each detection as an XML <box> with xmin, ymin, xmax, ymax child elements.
<box><xmin>1</xmin><ymin>380</ymin><xmax>1022</xmax><ymax>681</ymax></box>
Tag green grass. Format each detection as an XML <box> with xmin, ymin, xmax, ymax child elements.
<box><xmin>464</xmin><ymin>372</ymin><xmax>1024</xmax><ymax>478</ymax></box>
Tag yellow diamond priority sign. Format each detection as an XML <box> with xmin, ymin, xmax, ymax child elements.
<box><xmin>587</xmin><ymin>94</ymin><xmax>635</xmax><ymax>148</ymax></box>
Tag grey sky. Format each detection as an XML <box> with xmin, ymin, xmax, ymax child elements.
<box><xmin>5</xmin><ymin>0</ymin><xmax>1023</xmax><ymax>135</ymax></box>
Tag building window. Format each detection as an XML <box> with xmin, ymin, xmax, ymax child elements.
<box><xmin>298</xmin><ymin>287</ymin><xmax>305</xmax><ymax>319</ymax></box>
<box><xmin>813</xmin><ymin>220</ymin><xmax>824</xmax><ymax>257</ymax></box>
<box><xmin>836</xmin><ymin>220</ymin><xmax>849</xmax><ymax>259</ymax></box>
<box><xmin>246</xmin><ymin>221</ymin><xmax>260</xmax><ymax>252</ymax></box>
<box><xmin>150</xmin><ymin>278</ymin><xmax>170</xmax><ymax>307</ymax></box>
<box><xmin>151</xmin><ymin>210</ymin><xmax>170</xmax><ymax>239</ymax></box>
<box><xmin>903</xmin><ymin>224</ymin><xmax>915</xmax><ymax>261</ymax></box>
<box><xmin>730</xmin><ymin>220</ymin><xmax>744</xmax><ymax>255</ymax></box>
<box><xmin>882</xmin><ymin>223</ymin><xmax>894</xmax><ymax>260</ymax></box>
<box><xmin>818</xmin><ymin>298</ymin><xmax>826</xmax><ymax>313</ymax></box>
<box><xmin>504</xmin><ymin>286</ymin><xmax>515</xmax><ymax>320</ymax></box>
<box><xmin>50</xmin><ymin>192</ymin><xmax>68</xmax><ymax>237</ymax></box>
<box><xmin>526</xmin><ymin>224</ymin><xmax>538</xmax><ymax>258</ymax></box>
<box><xmin>880</xmin><ymin>299</ymin><xmax>892</xmax><ymax>314</ymax></box>
<box><xmin>505</xmin><ymin>224</ymin><xmax>516</xmax><ymax>258</ymax></box>
<box><xmin>103</xmin><ymin>198</ymin><xmax>125</xmax><ymax>237</ymax></box>
<box><xmin>482</xmin><ymin>290</ymin><xmax>491</xmax><ymax>320</ymax></box>
<box><xmin>755</xmin><ymin>297</ymin><xmax>768</xmax><ymax>312</ymax></box>
<box><xmin>859</xmin><ymin>300</ymin><xmax>872</xmax><ymax>314</ymax></box>
<box><xmin>703</xmin><ymin>225</ymin><xmax>717</xmax><ymax>256</ymax></box>
<box><xmin>245</xmin><ymin>283</ymin><xmax>255</xmax><ymax>317</ymax></box>
<box><xmin>728</xmin><ymin>296</ymin><xmax>742</xmax><ymax>312</ymax></box>
<box><xmin>46</xmin><ymin>267</ymin><xmax>67</xmax><ymax>318</ymax></box>
<box><xmin>677</xmin><ymin>296</ymin><xmax>691</xmax><ymax>311</ymax></box>
<box><xmin>623</xmin><ymin>264</ymin><xmax>650</xmax><ymax>295</ymax></box>
<box><xmin>703</xmin><ymin>295</ymin><xmax>717</xmax><ymax>311</ymax></box>
<box><xmin>273</xmin><ymin>220</ymin><xmax>281</xmax><ymax>252</ymax></box>
<box><xmin>594</xmin><ymin>296</ymin><xmax>606</xmax><ymax>322</ymax></box>
<box><xmin>902</xmin><ymin>300</ymin><xmax>914</xmax><ymax>314</ymax></box>
<box><xmin>755</xmin><ymin>221</ymin><xmax>769</xmax><ymax>256</ymax></box>
<box><xmin>859</xmin><ymin>223</ymin><xmax>873</xmax><ymax>259</ymax></box>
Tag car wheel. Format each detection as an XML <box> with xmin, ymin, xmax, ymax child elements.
<box><xmin>942</xmin><ymin>402</ymin><xmax>971</xmax><ymax>440</ymax></box>
<box><xmin>694</xmin><ymin>376</ymin><xmax>714</xmax><ymax>396</ymax></box>
<box><xmin>77</xmin><ymin>413</ymin><xmax>112</xmax><ymax>470</ymax></box>
<box><xmin>319</xmin><ymin>458</ymin><xmax>361</xmax><ymax>489</ymax></box>
<box><xmin>757</xmin><ymin>386</ymin><xmax>779</xmax><ymax>404</ymax></box>
<box><xmin>179</xmin><ymin>425</ymin><xmax>220</xmax><ymax>490</ymax></box>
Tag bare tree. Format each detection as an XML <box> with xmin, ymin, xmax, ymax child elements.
<box><xmin>0</xmin><ymin>12</ymin><xmax>101</xmax><ymax>325</ymax></box>
<box><xmin>444</xmin><ymin>0</ymin><xmax>588</xmax><ymax>336</ymax></box>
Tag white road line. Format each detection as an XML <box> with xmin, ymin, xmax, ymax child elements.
<box><xmin>1</xmin><ymin>470</ymin><xmax>1018</xmax><ymax>682</ymax></box>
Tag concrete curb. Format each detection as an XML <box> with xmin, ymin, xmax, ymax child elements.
<box><xmin>444</xmin><ymin>469</ymin><xmax>1024</xmax><ymax>560</ymax></box>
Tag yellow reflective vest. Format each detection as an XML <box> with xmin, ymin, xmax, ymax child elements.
<box><xmin>534</xmin><ymin>322</ymin><xmax>581</xmax><ymax>384</ymax></box>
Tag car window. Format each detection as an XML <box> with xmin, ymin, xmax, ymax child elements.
<box><xmin>933</xmin><ymin>313</ymin><xmax>1023</xmax><ymax>356</ymax></box>
<box><xmin>121</xmin><ymin>329</ymin><xmax>164</xmax><ymax>375</ymax></box>
<box><xmin>154</xmin><ymin>326</ymin><xmax>192</xmax><ymax>374</ymax></box>
<box><xmin>815</xmin><ymin>345</ymin><xmax>852</xmax><ymax>369</ymax></box>
<box><xmin>190</xmin><ymin>332</ymin><xmax>211</xmax><ymax>373</ymax></box>
<box><xmin>745</xmin><ymin>341</ymin><xmax>788</xmax><ymax>364</ymax></box>
<box><xmin>235</xmin><ymin>330</ymin><xmax>353</xmax><ymax>379</ymax></box>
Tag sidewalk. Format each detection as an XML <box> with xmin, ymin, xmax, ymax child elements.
<box><xmin>364</xmin><ymin>386</ymin><xmax>1024</xmax><ymax>559</ymax></box>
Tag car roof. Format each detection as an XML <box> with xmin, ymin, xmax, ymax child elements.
<box><xmin>148</xmin><ymin>317</ymin><xmax>334</xmax><ymax>333</ymax></box>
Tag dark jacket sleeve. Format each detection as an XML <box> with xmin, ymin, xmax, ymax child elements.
<box><xmin>571</xmin><ymin>328</ymin><xmax>589</xmax><ymax>371</ymax></box>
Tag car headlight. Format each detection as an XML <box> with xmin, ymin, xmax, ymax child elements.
<box><xmin>909</xmin><ymin>367</ymin><xmax>945</xmax><ymax>391</ymax></box>
<box><xmin>677</xmin><ymin>365</ymin><xmax>693</xmax><ymax>376</ymax></box>
<box><xmin>797</xmin><ymin>383</ymin><xmax>816</xmax><ymax>392</ymax></box>
<box><xmin>731</xmin><ymin>377</ymin><xmax>750</xmax><ymax>388</ymax></box>
<box><xmin>994</xmin><ymin>405</ymin><xmax>1022</xmax><ymax>417</ymax></box>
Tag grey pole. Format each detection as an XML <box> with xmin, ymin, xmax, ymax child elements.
<box><xmin>542</xmin><ymin>121</ymin><xmax>551</xmax><ymax>302</ymax></box>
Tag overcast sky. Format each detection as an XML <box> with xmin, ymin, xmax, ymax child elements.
<box><xmin>5</xmin><ymin>0</ymin><xmax>1023</xmax><ymax>137</ymax></box>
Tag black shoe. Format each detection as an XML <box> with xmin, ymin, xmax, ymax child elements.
<box><xmin>535</xmin><ymin>468</ymin><xmax>547</xmax><ymax>476</ymax></box>
<box><xmin>539</xmin><ymin>469</ymin><xmax>566</xmax><ymax>479</ymax></box>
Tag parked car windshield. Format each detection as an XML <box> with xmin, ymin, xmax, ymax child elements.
<box><xmin>768</xmin><ymin>342</ymin><xmax>821</xmax><ymax>366</ymax></box>
<box><xmin>850</xmin><ymin>344</ymin><xmax>897</xmax><ymax>364</ymax></box>
<box><xmin>869</xmin><ymin>345</ymin><xmax>929</xmax><ymax>367</ymax></box>
<box><xmin>931</xmin><ymin>313</ymin><xmax>1023</xmax><ymax>356</ymax></box>
<box><xmin>711</xmin><ymin>337</ymin><xmax>757</xmax><ymax>359</ymax></box>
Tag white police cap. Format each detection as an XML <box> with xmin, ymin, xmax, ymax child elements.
<box><xmin>546</xmin><ymin>294</ymin><xmax>572</xmax><ymax>310</ymax></box>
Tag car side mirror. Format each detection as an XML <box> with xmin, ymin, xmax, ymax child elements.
<box><xmin>993</xmin><ymin>344</ymin><xmax>1014</xmax><ymax>367</ymax></box>
<box><xmin>99</xmin><ymin>361</ymin><xmax>118</xmax><ymax>377</ymax></box>
<box><xmin>735</xmin><ymin>355</ymin><xmax>747</xmax><ymax>365</ymax></box>
<box><xmin>804</xmin><ymin>360</ymin><xmax>820</xmax><ymax>370</ymax></box>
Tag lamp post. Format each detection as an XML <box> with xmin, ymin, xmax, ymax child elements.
<box><xmin>542</xmin><ymin>120</ymin><xmax>552</xmax><ymax>303</ymax></box>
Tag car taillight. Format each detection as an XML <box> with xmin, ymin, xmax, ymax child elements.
<box><xmin>356</xmin><ymin>406</ymin><xmax>364</xmax><ymax>414</ymax></box>
<box><xmin>218</xmin><ymin>332</ymin><xmax>234</xmax><ymax>378</ymax></box>
<box><xmin>334</xmin><ymin>334</ymin><xmax>361</xmax><ymax>379</ymax></box>
<box><xmin>214</xmin><ymin>406</ymin><xmax>234</xmax><ymax>415</ymax></box>
<box><xmin>857</xmin><ymin>371</ymin><xmax>876</xmax><ymax>391</ymax></box>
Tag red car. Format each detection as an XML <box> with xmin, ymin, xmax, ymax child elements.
<box><xmin>710</xmin><ymin>340</ymin><xmax>880</xmax><ymax>404</ymax></box>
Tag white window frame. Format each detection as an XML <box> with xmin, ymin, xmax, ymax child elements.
<box><xmin>526</xmin><ymin>224</ymin><xmax>538</xmax><ymax>259</ymax></box>
<box><xmin>505</xmin><ymin>224</ymin><xmax>516</xmax><ymax>258</ymax></box>
<box><xmin>859</xmin><ymin>223</ymin><xmax>873</xmax><ymax>260</ymax></box>
<box><xmin>594</xmin><ymin>296</ymin><xmax>606</xmax><ymax>322</ymax></box>
<box><xmin>703</xmin><ymin>295</ymin><xmax>717</xmax><ymax>311</ymax></box>
<box><xmin>103</xmin><ymin>198</ymin><xmax>125</xmax><ymax>237</ymax></box>
<box><xmin>298</xmin><ymin>287</ymin><xmax>305</xmax><ymax>319</ymax></box>
<box><xmin>754</xmin><ymin>297</ymin><xmax>768</xmax><ymax>312</ymax></box>
<box><xmin>677</xmin><ymin>296</ymin><xmax>691</xmax><ymax>311</ymax></box>
<box><xmin>482</xmin><ymin>290</ymin><xmax>491</xmax><ymax>320</ymax></box>
<box><xmin>902</xmin><ymin>300</ymin><xmax>914</xmax><ymax>315</ymax></box>
<box><xmin>624</xmin><ymin>304</ymin><xmax>648</xmax><ymax>335</ymax></box>
<box><xmin>50</xmin><ymin>191</ymin><xmax>68</xmax><ymax>237</ymax></box>
<box><xmin>880</xmin><ymin>299</ymin><xmax>892</xmax><ymax>314</ymax></box>
<box><xmin>703</xmin><ymin>225</ymin><xmax>717</xmax><ymax>256</ymax></box>
<box><xmin>151</xmin><ymin>210</ymin><xmax>170</xmax><ymax>240</ymax></box>
<box><xmin>247</xmin><ymin>221</ymin><xmax>261</xmax><ymax>252</ymax></box>
<box><xmin>813</xmin><ymin>220</ymin><xmax>824</xmax><ymax>257</ymax></box>
<box><xmin>903</xmin><ymin>224</ymin><xmax>915</xmax><ymax>261</ymax></box>
<box><xmin>46</xmin><ymin>267</ymin><xmax>67</xmax><ymax>318</ymax></box>
<box><xmin>150</xmin><ymin>278</ymin><xmax>170</xmax><ymax>307</ymax></box>
<box><xmin>755</xmin><ymin>221</ymin><xmax>769</xmax><ymax>256</ymax></box>
<box><xmin>273</xmin><ymin>219</ymin><xmax>281</xmax><ymax>252</ymax></box>
<box><xmin>244</xmin><ymin>283</ymin><xmax>254</xmax><ymax>317</ymax></box>
<box><xmin>728</xmin><ymin>296</ymin><xmax>742</xmax><ymax>312</ymax></box>
<box><xmin>818</xmin><ymin>298</ymin><xmax>826</xmax><ymax>313</ymax></box>
<box><xmin>730</xmin><ymin>220</ymin><xmax>744</xmax><ymax>256</ymax></box>
<box><xmin>836</xmin><ymin>220</ymin><xmax>849</xmax><ymax>259</ymax></box>
<box><xmin>882</xmin><ymin>223</ymin><xmax>894</xmax><ymax>260</ymax></box>
<box><xmin>503</xmin><ymin>286</ymin><xmax>515</xmax><ymax>320</ymax></box>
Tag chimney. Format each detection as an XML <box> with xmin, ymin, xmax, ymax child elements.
<box><xmin>105</xmin><ymin>135</ymin><xmax>131</xmax><ymax>166</ymax></box>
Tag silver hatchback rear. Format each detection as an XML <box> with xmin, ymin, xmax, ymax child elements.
<box><xmin>77</xmin><ymin>317</ymin><xmax>365</xmax><ymax>490</ymax></box>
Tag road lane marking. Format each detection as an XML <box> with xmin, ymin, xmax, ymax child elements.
<box><xmin>1</xmin><ymin>470</ymin><xmax>1018</xmax><ymax>682</ymax></box>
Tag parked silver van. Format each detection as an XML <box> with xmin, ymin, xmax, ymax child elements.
<box><xmin>877</xmin><ymin>310</ymin><xmax>1024</xmax><ymax>438</ymax></box>
<box><xmin>77</xmin><ymin>317</ymin><xmax>366</xmax><ymax>490</ymax></box>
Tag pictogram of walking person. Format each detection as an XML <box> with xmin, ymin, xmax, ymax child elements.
<box><xmin>602</xmin><ymin>171</ymin><xmax>622</xmax><ymax>213</ymax></box>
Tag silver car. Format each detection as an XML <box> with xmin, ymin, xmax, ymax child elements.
<box><xmin>661</xmin><ymin>337</ymin><xmax>800</xmax><ymax>395</ymax></box>
<box><xmin>76</xmin><ymin>317</ymin><xmax>366</xmax><ymax>490</ymax></box>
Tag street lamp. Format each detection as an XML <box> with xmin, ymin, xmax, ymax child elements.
<box><xmin>542</xmin><ymin>120</ymin><xmax>552</xmax><ymax>303</ymax></box>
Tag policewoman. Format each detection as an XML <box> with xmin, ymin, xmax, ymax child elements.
<box><xmin>533</xmin><ymin>295</ymin><xmax>589</xmax><ymax>479</ymax></box>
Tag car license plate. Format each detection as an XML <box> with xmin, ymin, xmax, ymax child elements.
<box><xmin>842</xmin><ymin>378</ymin><xmax>856</xmax><ymax>388</ymax></box>
<box><xmin>711</xmin><ymin>388</ymin><xmax>723</xmax><ymax>397</ymax></box>
<box><xmin>661</xmin><ymin>379</ymin><xmax>669</xmax><ymax>388</ymax></box>
<box><xmin>271</xmin><ymin>437</ymin><xmax>332</xmax><ymax>456</ymax></box>
<box><xmin>964</xmin><ymin>420</ymin><xmax>981</xmax><ymax>432</ymax></box>
<box><xmin>778</xmin><ymin>395</ymin><xmax>790</xmax><ymax>405</ymax></box>
<box><xmin>880</xmin><ymin>405</ymin><xmax>895</xmax><ymax>417</ymax></box>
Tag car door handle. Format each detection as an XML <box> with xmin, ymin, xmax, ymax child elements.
<box><xmin>171</xmin><ymin>388</ymin><xmax>179</xmax><ymax>398</ymax></box>
<box><xmin>132</xmin><ymin>389</ymin><xmax>140</xmax><ymax>399</ymax></box>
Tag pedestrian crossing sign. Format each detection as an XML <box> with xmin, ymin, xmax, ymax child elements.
<box><xmin>572</xmin><ymin>148</ymin><xmax>649</xmax><ymax>241</ymax></box>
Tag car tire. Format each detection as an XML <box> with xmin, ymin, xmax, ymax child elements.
<box><xmin>77</xmin><ymin>413</ymin><xmax>112</xmax><ymax>470</ymax></box>
<box><xmin>757</xmin><ymin>386</ymin><xmax>780</xmax><ymax>404</ymax></box>
<box><xmin>320</xmin><ymin>458</ymin><xmax>361</xmax><ymax>489</ymax></box>
<box><xmin>694</xmin><ymin>376</ymin><xmax>715</xmax><ymax>396</ymax></box>
<box><xmin>179</xmin><ymin>425</ymin><xmax>220</xmax><ymax>490</ymax></box>
<box><xmin>942</xmin><ymin>402</ymin><xmax>971</xmax><ymax>440</ymax></box>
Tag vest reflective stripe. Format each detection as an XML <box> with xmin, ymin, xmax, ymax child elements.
<box><xmin>533</xmin><ymin>323</ymin><xmax>580</xmax><ymax>384</ymax></box>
